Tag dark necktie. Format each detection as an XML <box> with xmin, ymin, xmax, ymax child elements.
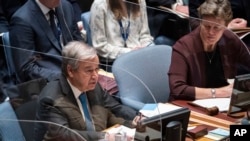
<box><xmin>79</xmin><ymin>93</ymin><xmax>95</xmax><ymax>131</ymax></box>
<box><xmin>49</xmin><ymin>10</ymin><xmax>60</xmax><ymax>41</ymax></box>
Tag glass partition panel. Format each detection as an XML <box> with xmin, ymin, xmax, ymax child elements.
<box><xmin>1</xmin><ymin>0</ymin><xmax>250</xmax><ymax>141</ymax></box>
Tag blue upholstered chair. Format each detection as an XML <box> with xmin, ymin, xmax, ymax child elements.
<box><xmin>4</xmin><ymin>78</ymin><xmax>47</xmax><ymax>141</ymax></box>
<box><xmin>112</xmin><ymin>45</ymin><xmax>172</xmax><ymax>110</ymax></box>
<box><xmin>0</xmin><ymin>100</ymin><xmax>25</xmax><ymax>141</ymax></box>
<box><xmin>81</xmin><ymin>11</ymin><xmax>92</xmax><ymax>46</ymax></box>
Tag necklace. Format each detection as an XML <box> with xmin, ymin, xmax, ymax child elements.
<box><xmin>205</xmin><ymin>51</ymin><xmax>216</xmax><ymax>64</ymax></box>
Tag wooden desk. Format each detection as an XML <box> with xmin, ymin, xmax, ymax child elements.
<box><xmin>189</xmin><ymin>111</ymin><xmax>234</xmax><ymax>130</ymax></box>
<box><xmin>172</xmin><ymin>100</ymin><xmax>241</xmax><ymax>123</ymax></box>
<box><xmin>172</xmin><ymin>100</ymin><xmax>243</xmax><ymax>141</ymax></box>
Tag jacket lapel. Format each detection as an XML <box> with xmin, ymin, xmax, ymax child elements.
<box><xmin>30</xmin><ymin>0</ymin><xmax>62</xmax><ymax>52</ymax></box>
<box><xmin>59</xmin><ymin>75</ymin><xmax>78</xmax><ymax>106</ymax></box>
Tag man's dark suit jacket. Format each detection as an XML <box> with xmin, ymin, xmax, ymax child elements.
<box><xmin>146</xmin><ymin>0</ymin><xmax>190</xmax><ymax>40</ymax></box>
<box><xmin>9</xmin><ymin>0</ymin><xmax>83</xmax><ymax>83</ymax></box>
<box><xmin>146</xmin><ymin>0</ymin><xmax>175</xmax><ymax>38</ymax></box>
<box><xmin>34</xmin><ymin>74</ymin><xmax>137</xmax><ymax>141</ymax></box>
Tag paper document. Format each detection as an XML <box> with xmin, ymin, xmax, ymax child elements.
<box><xmin>231</xmin><ymin>27</ymin><xmax>250</xmax><ymax>39</ymax></box>
<box><xmin>139</xmin><ymin>103</ymin><xmax>182</xmax><ymax>117</ymax></box>
<box><xmin>204</xmin><ymin>128</ymin><xmax>229</xmax><ymax>140</ymax></box>
<box><xmin>105</xmin><ymin>125</ymin><xmax>136</xmax><ymax>140</ymax></box>
<box><xmin>209</xmin><ymin>128</ymin><xmax>229</xmax><ymax>136</ymax></box>
<box><xmin>190</xmin><ymin>98</ymin><xmax>230</xmax><ymax>112</ymax></box>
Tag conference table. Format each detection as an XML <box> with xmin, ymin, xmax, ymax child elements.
<box><xmin>98</xmin><ymin>70</ymin><xmax>245</xmax><ymax>140</ymax></box>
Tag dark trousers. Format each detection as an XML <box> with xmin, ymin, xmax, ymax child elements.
<box><xmin>99</xmin><ymin>56</ymin><xmax>114</xmax><ymax>72</ymax></box>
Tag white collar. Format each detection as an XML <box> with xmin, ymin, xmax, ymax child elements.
<box><xmin>67</xmin><ymin>79</ymin><xmax>82</xmax><ymax>100</ymax></box>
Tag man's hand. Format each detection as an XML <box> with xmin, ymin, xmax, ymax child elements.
<box><xmin>77</xmin><ymin>21</ymin><xmax>84</xmax><ymax>31</ymax></box>
<box><xmin>175</xmin><ymin>5</ymin><xmax>189</xmax><ymax>16</ymax></box>
<box><xmin>131</xmin><ymin>115</ymin><xmax>147</xmax><ymax>127</ymax></box>
<box><xmin>228</xmin><ymin>18</ymin><xmax>247</xmax><ymax>29</ymax></box>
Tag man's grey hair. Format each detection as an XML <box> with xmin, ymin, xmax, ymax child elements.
<box><xmin>61</xmin><ymin>41</ymin><xmax>97</xmax><ymax>76</ymax></box>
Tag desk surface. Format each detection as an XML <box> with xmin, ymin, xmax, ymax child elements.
<box><xmin>172</xmin><ymin>100</ymin><xmax>243</xmax><ymax>141</ymax></box>
<box><xmin>104</xmin><ymin>101</ymin><xmax>237</xmax><ymax>141</ymax></box>
<box><xmin>172</xmin><ymin>100</ymin><xmax>242</xmax><ymax>123</ymax></box>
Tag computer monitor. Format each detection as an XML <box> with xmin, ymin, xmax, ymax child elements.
<box><xmin>227</xmin><ymin>73</ymin><xmax>250</xmax><ymax>117</ymax></box>
<box><xmin>139</xmin><ymin>107</ymin><xmax>190</xmax><ymax>141</ymax></box>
